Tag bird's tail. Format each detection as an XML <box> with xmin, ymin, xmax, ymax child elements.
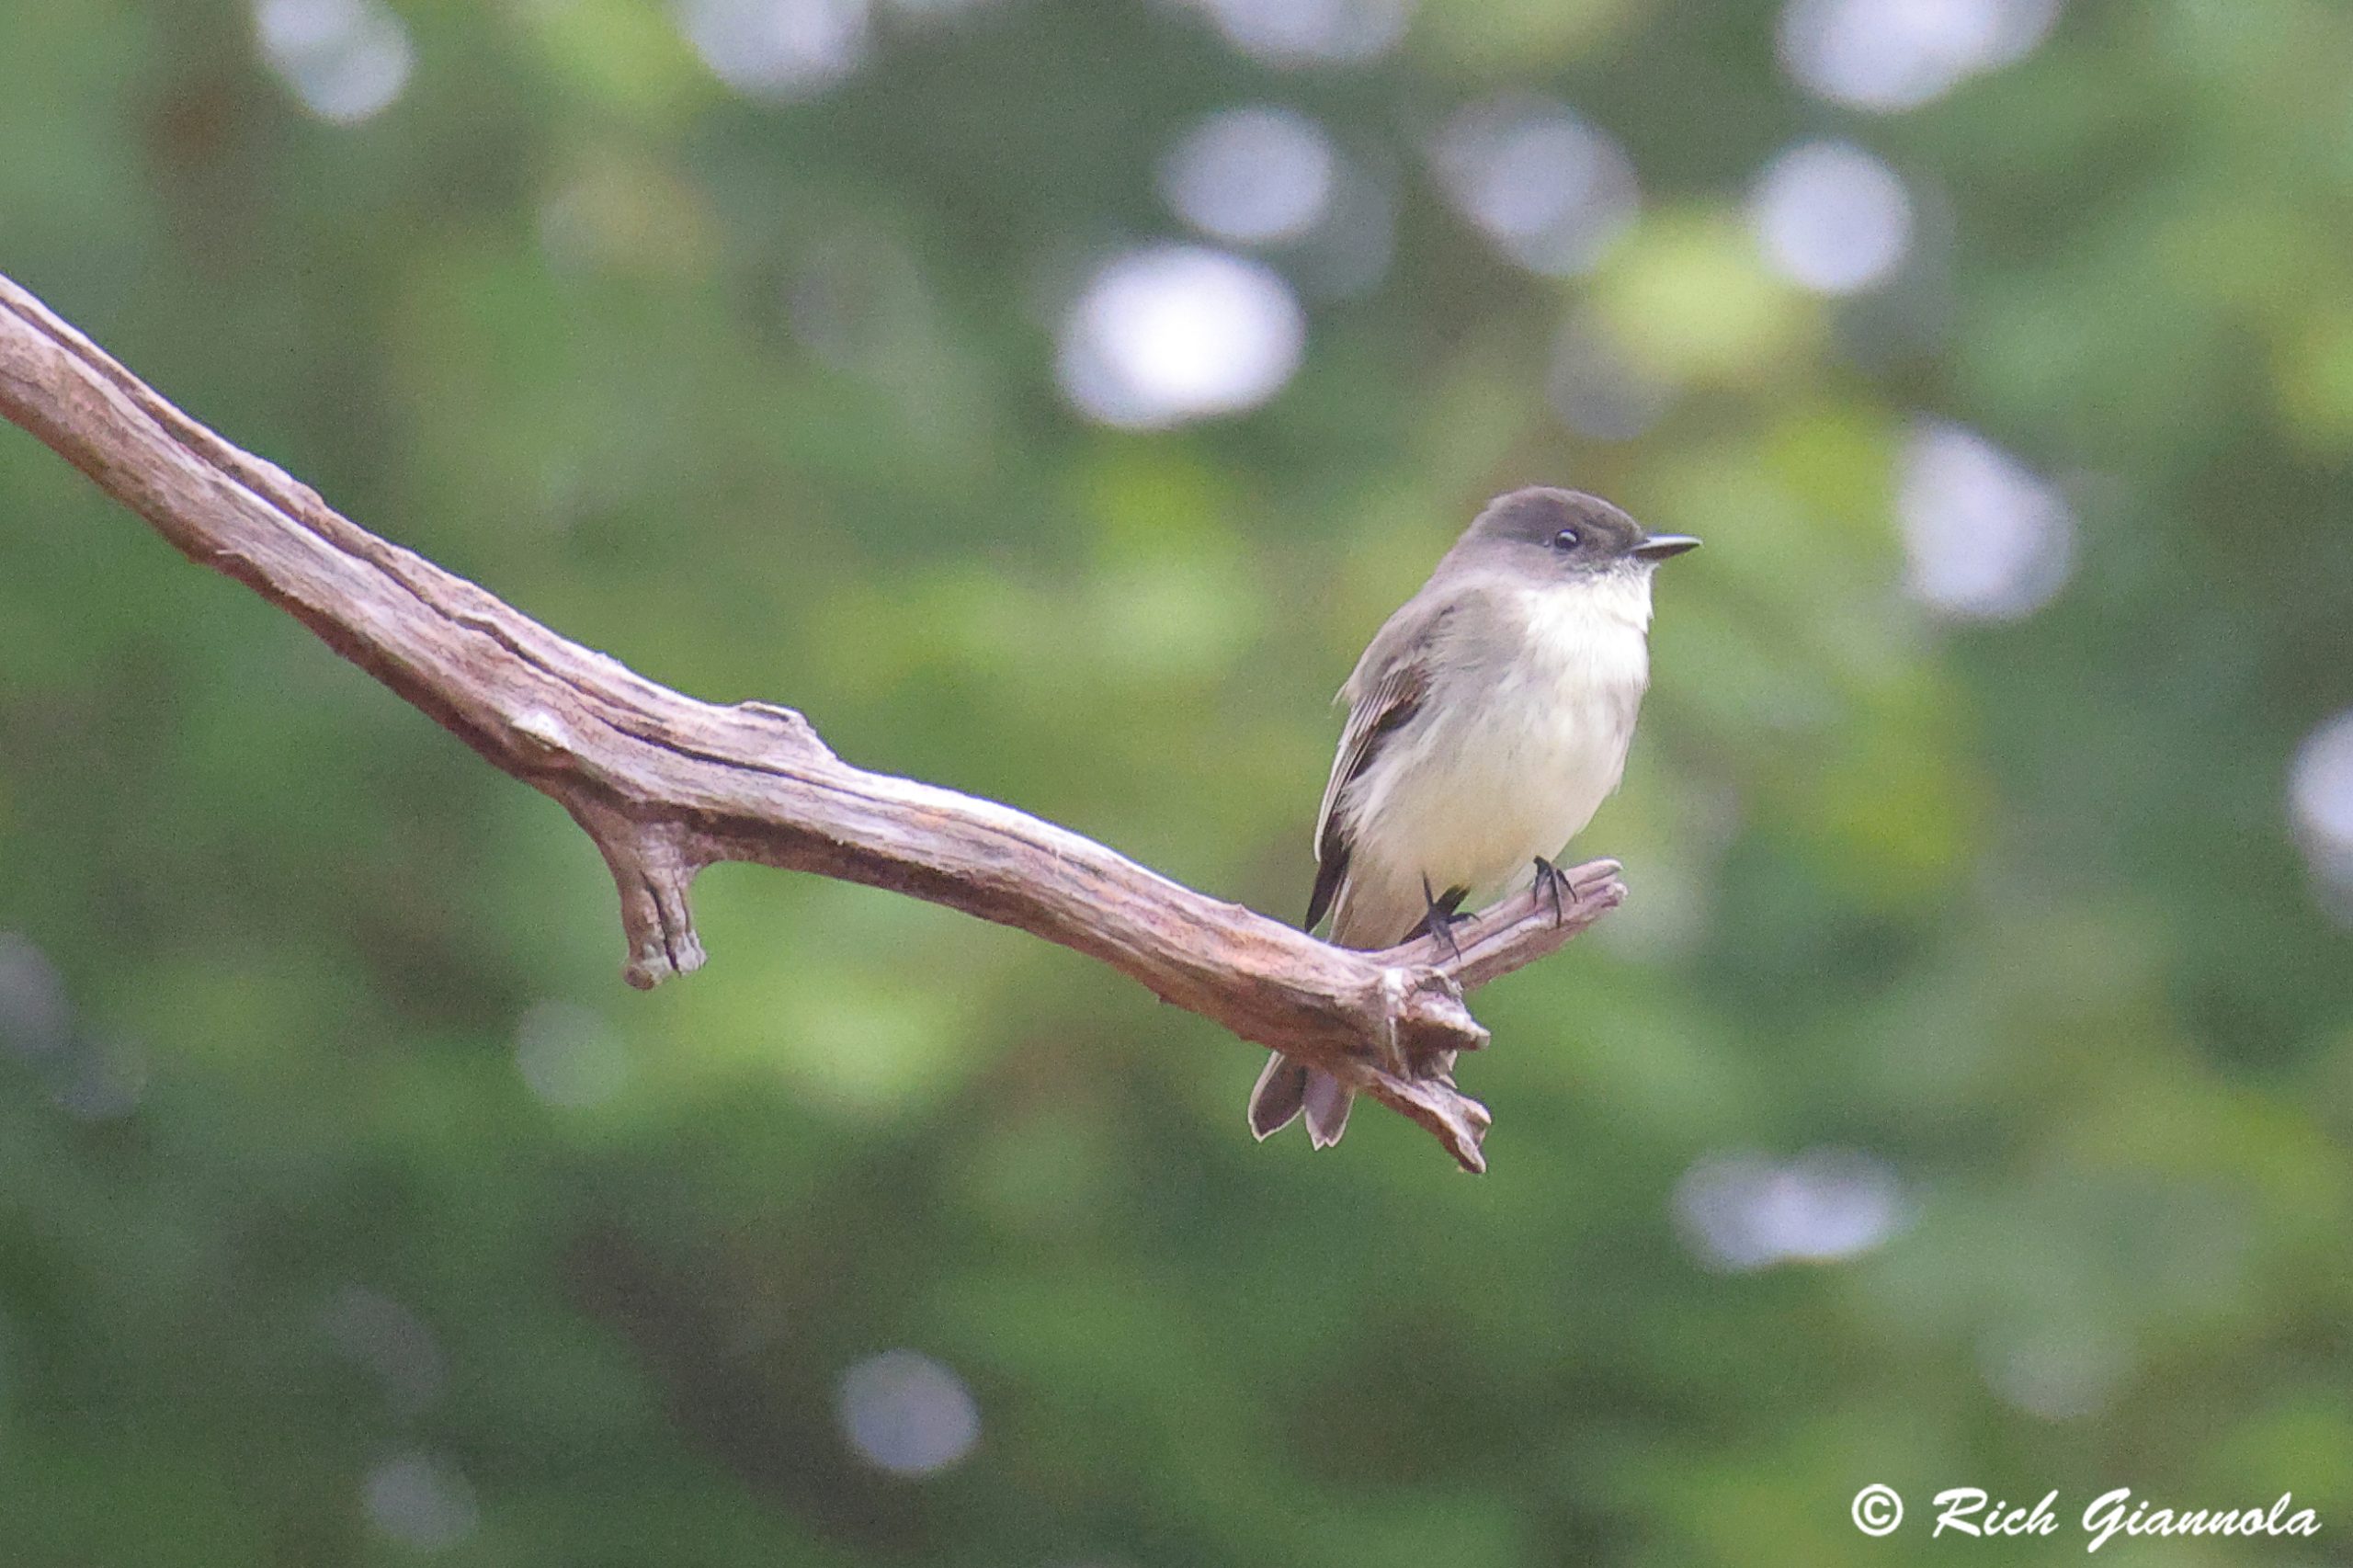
<box><xmin>1247</xmin><ymin>1051</ymin><xmax>1355</xmax><ymax>1148</ymax></box>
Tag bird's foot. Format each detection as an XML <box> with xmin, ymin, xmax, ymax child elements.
<box><xmin>1532</xmin><ymin>856</ymin><xmax>1572</xmax><ymax>927</ymax></box>
<box><xmin>1419</xmin><ymin>875</ymin><xmax>1472</xmax><ymax>961</ymax></box>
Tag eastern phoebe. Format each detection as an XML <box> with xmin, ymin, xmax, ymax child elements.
<box><xmin>1250</xmin><ymin>487</ymin><xmax>1699</xmax><ymax>1148</ymax></box>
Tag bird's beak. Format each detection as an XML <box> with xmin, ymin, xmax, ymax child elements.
<box><xmin>1633</xmin><ymin>533</ymin><xmax>1701</xmax><ymax>562</ymax></box>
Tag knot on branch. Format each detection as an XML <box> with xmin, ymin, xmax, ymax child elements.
<box><xmin>510</xmin><ymin>705</ymin><xmax>580</xmax><ymax>765</ymax></box>
<box><xmin>733</xmin><ymin>700</ymin><xmax>835</xmax><ymax>761</ymax></box>
<box><xmin>568</xmin><ymin>800</ymin><xmax>711</xmax><ymax>988</ymax></box>
<box><xmin>1375</xmin><ymin>965</ymin><xmax>1486</xmax><ymax>1078</ymax></box>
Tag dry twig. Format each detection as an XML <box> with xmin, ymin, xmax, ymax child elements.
<box><xmin>0</xmin><ymin>270</ymin><xmax>1626</xmax><ymax>1171</ymax></box>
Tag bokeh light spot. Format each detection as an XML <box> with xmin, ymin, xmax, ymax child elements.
<box><xmin>676</xmin><ymin>0</ymin><xmax>870</xmax><ymax>99</ymax></box>
<box><xmin>837</xmin><ymin>1350</ymin><xmax>980</xmax><ymax>1476</ymax></box>
<box><xmin>886</xmin><ymin>0</ymin><xmax>997</xmax><ymax>20</ymax></box>
<box><xmin>2290</xmin><ymin>709</ymin><xmax>2353</xmax><ymax>919</ymax></box>
<box><xmin>321</xmin><ymin>1287</ymin><xmax>447</xmax><ymax>1417</ymax></box>
<box><xmin>1181</xmin><ymin>0</ymin><xmax>1413</xmax><ymax>67</ymax></box>
<box><xmin>1432</xmin><ymin>97</ymin><xmax>1639</xmax><ymax>278</ymax></box>
<box><xmin>1898</xmin><ymin>420</ymin><xmax>2077</xmax><ymax>620</ymax></box>
<box><xmin>0</xmin><ymin>933</ymin><xmax>70</xmax><ymax>1060</ymax></box>
<box><xmin>1057</xmin><ymin>246</ymin><xmax>1307</xmax><ymax>429</ymax></box>
<box><xmin>1159</xmin><ymin>106</ymin><xmax>1338</xmax><ymax>248</ymax></box>
<box><xmin>1674</xmin><ymin>1149</ymin><xmax>1908</xmax><ymax>1271</ymax></box>
<box><xmin>1779</xmin><ymin>0</ymin><xmax>2062</xmax><ymax>112</ymax></box>
<box><xmin>362</xmin><ymin>1453</ymin><xmax>478</xmax><ymax>1551</ymax></box>
<box><xmin>1749</xmin><ymin>140</ymin><xmax>1915</xmax><ymax>295</ymax></box>
<box><xmin>254</xmin><ymin>0</ymin><xmax>415</xmax><ymax>124</ymax></box>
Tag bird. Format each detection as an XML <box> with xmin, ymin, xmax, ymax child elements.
<box><xmin>1249</xmin><ymin>486</ymin><xmax>1699</xmax><ymax>1148</ymax></box>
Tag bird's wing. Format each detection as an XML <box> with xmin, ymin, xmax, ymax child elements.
<box><xmin>1305</xmin><ymin>598</ymin><xmax>1454</xmax><ymax>932</ymax></box>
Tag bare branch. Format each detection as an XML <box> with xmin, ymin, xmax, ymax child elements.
<box><xmin>0</xmin><ymin>270</ymin><xmax>1626</xmax><ymax>1172</ymax></box>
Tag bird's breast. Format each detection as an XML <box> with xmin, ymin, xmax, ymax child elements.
<box><xmin>1346</xmin><ymin>583</ymin><xmax>1651</xmax><ymax>906</ymax></box>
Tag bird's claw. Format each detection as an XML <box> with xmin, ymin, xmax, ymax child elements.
<box><xmin>1419</xmin><ymin>874</ymin><xmax>1471</xmax><ymax>961</ymax></box>
<box><xmin>1532</xmin><ymin>856</ymin><xmax>1571</xmax><ymax>927</ymax></box>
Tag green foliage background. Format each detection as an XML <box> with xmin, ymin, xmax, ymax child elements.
<box><xmin>3</xmin><ymin>0</ymin><xmax>2351</xmax><ymax>1562</ymax></box>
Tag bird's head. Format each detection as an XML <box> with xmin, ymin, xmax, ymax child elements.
<box><xmin>1461</xmin><ymin>486</ymin><xmax>1699</xmax><ymax>579</ymax></box>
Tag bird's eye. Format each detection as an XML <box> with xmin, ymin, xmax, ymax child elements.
<box><xmin>1552</xmin><ymin>528</ymin><xmax>1582</xmax><ymax>551</ymax></box>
